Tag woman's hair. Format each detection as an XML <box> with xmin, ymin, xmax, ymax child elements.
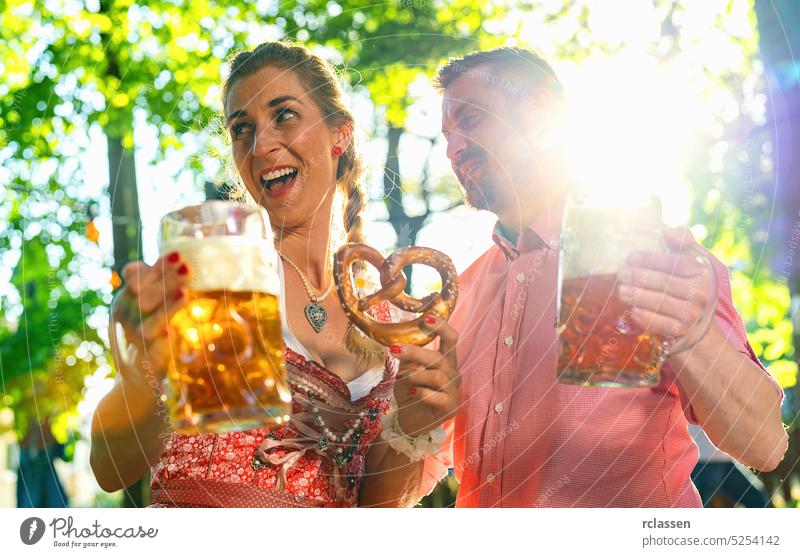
<box><xmin>222</xmin><ymin>41</ymin><xmax>366</xmax><ymax>248</ymax></box>
<box><xmin>223</xmin><ymin>42</ymin><xmax>383</xmax><ymax>362</ymax></box>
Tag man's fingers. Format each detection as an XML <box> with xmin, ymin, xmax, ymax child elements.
<box><xmin>662</xmin><ymin>225</ymin><xmax>696</xmax><ymax>251</ymax></box>
<box><xmin>629</xmin><ymin>306</ymin><xmax>693</xmax><ymax>339</ymax></box>
<box><xmin>619</xmin><ymin>265</ymin><xmax>707</xmax><ymax>300</ymax></box>
<box><xmin>618</xmin><ymin>284</ymin><xmax>702</xmax><ymax>324</ymax></box>
<box><xmin>625</xmin><ymin>251</ymin><xmax>704</xmax><ymax>278</ymax></box>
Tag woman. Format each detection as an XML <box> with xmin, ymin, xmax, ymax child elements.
<box><xmin>89</xmin><ymin>42</ymin><xmax>459</xmax><ymax>508</ymax></box>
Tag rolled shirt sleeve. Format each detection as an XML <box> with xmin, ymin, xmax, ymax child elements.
<box><xmin>676</xmin><ymin>251</ymin><xmax>784</xmax><ymax>424</ymax></box>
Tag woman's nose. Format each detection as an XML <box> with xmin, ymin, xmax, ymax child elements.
<box><xmin>251</xmin><ymin>126</ymin><xmax>280</xmax><ymax>158</ymax></box>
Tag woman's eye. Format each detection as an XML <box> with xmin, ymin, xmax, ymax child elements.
<box><xmin>275</xmin><ymin>108</ymin><xmax>296</xmax><ymax>123</ymax></box>
<box><xmin>231</xmin><ymin>123</ymin><xmax>252</xmax><ymax>139</ymax></box>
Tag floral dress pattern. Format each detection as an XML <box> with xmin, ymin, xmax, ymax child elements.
<box><xmin>150</xmin><ymin>300</ymin><xmax>396</xmax><ymax>508</ymax></box>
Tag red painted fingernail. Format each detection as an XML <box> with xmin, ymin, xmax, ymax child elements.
<box><xmin>424</xmin><ymin>315</ymin><xmax>436</xmax><ymax>325</ymax></box>
<box><xmin>167</xmin><ymin>252</ymin><xmax>180</xmax><ymax>263</ymax></box>
<box><xmin>409</xmin><ymin>387</ymin><xmax>417</xmax><ymax>395</ymax></box>
<box><xmin>177</xmin><ymin>263</ymin><xmax>188</xmax><ymax>275</ymax></box>
<box><xmin>390</xmin><ymin>345</ymin><xmax>401</xmax><ymax>355</ymax></box>
<box><xmin>173</xmin><ymin>289</ymin><xmax>184</xmax><ymax>301</ymax></box>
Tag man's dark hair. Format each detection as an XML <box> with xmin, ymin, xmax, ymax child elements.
<box><xmin>433</xmin><ymin>46</ymin><xmax>566</xmax><ymax>100</ymax></box>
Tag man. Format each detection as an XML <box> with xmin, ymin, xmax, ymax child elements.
<box><xmin>420</xmin><ymin>47</ymin><xmax>787</xmax><ymax>507</ymax></box>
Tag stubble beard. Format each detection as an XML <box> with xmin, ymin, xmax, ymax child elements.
<box><xmin>461</xmin><ymin>175</ymin><xmax>500</xmax><ymax>213</ymax></box>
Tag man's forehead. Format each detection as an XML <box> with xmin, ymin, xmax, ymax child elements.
<box><xmin>441</xmin><ymin>68</ymin><xmax>496</xmax><ymax>118</ymax></box>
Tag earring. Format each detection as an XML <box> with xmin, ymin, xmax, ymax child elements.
<box><xmin>331</xmin><ymin>145</ymin><xmax>344</xmax><ymax>157</ymax></box>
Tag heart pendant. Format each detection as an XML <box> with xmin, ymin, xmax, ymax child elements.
<box><xmin>305</xmin><ymin>302</ymin><xmax>328</xmax><ymax>333</ymax></box>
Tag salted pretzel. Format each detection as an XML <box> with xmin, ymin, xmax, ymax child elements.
<box><xmin>333</xmin><ymin>243</ymin><xmax>459</xmax><ymax>346</ymax></box>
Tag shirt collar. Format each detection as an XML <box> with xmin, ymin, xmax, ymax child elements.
<box><xmin>491</xmin><ymin>196</ymin><xmax>567</xmax><ymax>261</ymax></box>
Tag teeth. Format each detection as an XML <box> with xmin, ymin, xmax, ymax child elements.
<box><xmin>261</xmin><ymin>167</ymin><xmax>297</xmax><ymax>181</ymax></box>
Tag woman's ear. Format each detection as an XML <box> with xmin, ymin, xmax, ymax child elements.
<box><xmin>334</xmin><ymin>123</ymin><xmax>353</xmax><ymax>153</ymax></box>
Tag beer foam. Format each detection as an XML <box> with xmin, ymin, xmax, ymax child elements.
<box><xmin>560</xmin><ymin>205</ymin><xmax>665</xmax><ymax>279</ymax></box>
<box><xmin>162</xmin><ymin>236</ymin><xmax>279</xmax><ymax>293</ymax></box>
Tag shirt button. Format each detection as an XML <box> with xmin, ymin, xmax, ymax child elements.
<box><xmin>486</xmin><ymin>473</ymin><xmax>495</xmax><ymax>484</ymax></box>
<box><xmin>504</xmin><ymin>336</ymin><xmax>513</xmax><ymax>346</ymax></box>
<box><xmin>515</xmin><ymin>272</ymin><xmax>525</xmax><ymax>283</ymax></box>
<box><xmin>494</xmin><ymin>402</ymin><xmax>504</xmax><ymax>414</ymax></box>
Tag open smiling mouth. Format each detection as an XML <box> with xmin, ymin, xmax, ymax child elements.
<box><xmin>260</xmin><ymin>167</ymin><xmax>299</xmax><ymax>195</ymax></box>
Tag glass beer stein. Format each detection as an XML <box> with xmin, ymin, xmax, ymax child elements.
<box><xmin>556</xmin><ymin>193</ymin><xmax>718</xmax><ymax>387</ymax></box>
<box><xmin>159</xmin><ymin>201</ymin><xmax>291</xmax><ymax>432</ymax></box>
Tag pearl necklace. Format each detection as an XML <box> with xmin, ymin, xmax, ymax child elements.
<box><xmin>311</xmin><ymin>402</ymin><xmax>380</xmax><ymax>467</ymax></box>
<box><xmin>277</xmin><ymin>250</ymin><xmax>334</xmax><ymax>333</ymax></box>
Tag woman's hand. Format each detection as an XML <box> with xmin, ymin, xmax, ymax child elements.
<box><xmin>109</xmin><ymin>251</ymin><xmax>190</xmax><ymax>386</ymax></box>
<box><xmin>390</xmin><ymin>314</ymin><xmax>460</xmax><ymax>437</ymax></box>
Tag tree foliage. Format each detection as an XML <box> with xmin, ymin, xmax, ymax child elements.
<box><xmin>0</xmin><ymin>0</ymin><xmax>797</xmax><ymax>506</ymax></box>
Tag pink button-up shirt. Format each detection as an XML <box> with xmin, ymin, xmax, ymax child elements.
<box><xmin>422</xmin><ymin>205</ymin><xmax>781</xmax><ymax>507</ymax></box>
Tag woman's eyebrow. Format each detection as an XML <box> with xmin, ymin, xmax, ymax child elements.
<box><xmin>268</xmin><ymin>95</ymin><xmax>303</xmax><ymax>107</ymax></box>
<box><xmin>226</xmin><ymin>95</ymin><xmax>304</xmax><ymax>122</ymax></box>
<box><xmin>226</xmin><ymin>108</ymin><xmax>247</xmax><ymax>121</ymax></box>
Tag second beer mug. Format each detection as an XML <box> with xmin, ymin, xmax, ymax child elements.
<box><xmin>556</xmin><ymin>193</ymin><xmax>718</xmax><ymax>388</ymax></box>
<box><xmin>160</xmin><ymin>201</ymin><xmax>291</xmax><ymax>432</ymax></box>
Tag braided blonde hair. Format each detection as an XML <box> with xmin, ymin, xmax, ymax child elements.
<box><xmin>222</xmin><ymin>41</ymin><xmax>384</xmax><ymax>364</ymax></box>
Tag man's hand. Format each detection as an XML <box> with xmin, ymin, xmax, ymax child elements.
<box><xmin>618</xmin><ymin>226</ymin><xmax>716</xmax><ymax>346</ymax></box>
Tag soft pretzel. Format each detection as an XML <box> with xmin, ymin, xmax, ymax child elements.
<box><xmin>333</xmin><ymin>244</ymin><xmax>459</xmax><ymax>346</ymax></box>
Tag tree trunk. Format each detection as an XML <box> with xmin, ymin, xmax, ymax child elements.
<box><xmin>99</xmin><ymin>0</ymin><xmax>146</xmax><ymax>508</ymax></box>
<box><xmin>107</xmin><ymin>135</ymin><xmax>142</xmax><ymax>274</ymax></box>
<box><xmin>382</xmin><ymin>125</ymin><xmax>429</xmax><ymax>290</ymax></box>
<box><xmin>106</xmin><ymin>136</ymin><xmax>147</xmax><ymax>507</ymax></box>
<box><xmin>106</xmin><ymin>134</ymin><xmax>148</xmax><ymax>507</ymax></box>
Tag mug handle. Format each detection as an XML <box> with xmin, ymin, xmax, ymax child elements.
<box><xmin>109</xmin><ymin>292</ymin><xmax>139</xmax><ymax>370</ymax></box>
<box><xmin>660</xmin><ymin>244</ymin><xmax>719</xmax><ymax>356</ymax></box>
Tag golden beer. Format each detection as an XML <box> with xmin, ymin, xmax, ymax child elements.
<box><xmin>160</xmin><ymin>203</ymin><xmax>290</xmax><ymax>433</ymax></box>
<box><xmin>166</xmin><ymin>290</ymin><xmax>290</xmax><ymax>432</ymax></box>
<box><xmin>556</xmin><ymin>193</ymin><xmax>717</xmax><ymax>387</ymax></box>
<box><xmin>557</xmin><ymin>274</ymin><xmax>663</xmax><ymax>387</ymax></box>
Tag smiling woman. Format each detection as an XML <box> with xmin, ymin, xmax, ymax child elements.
<box><xmin>220</xmin><ymin>42</ymin><xmax>380</xmax><ymax>357</ymax></box>
<box><xmin>92</xmin><ymin>41</ymin><xmax>460</xmax><ymax>509</ymax></box>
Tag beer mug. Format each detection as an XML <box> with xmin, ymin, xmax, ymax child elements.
<box><xmin>159</xmin><ymin>201</ymin><xmax>291</xmax><ymax>432</ymax></box>
<box><xmin>556</xmin><ymin>193</ymin><xmax>718</xmax><ymax>387</ymax></box>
